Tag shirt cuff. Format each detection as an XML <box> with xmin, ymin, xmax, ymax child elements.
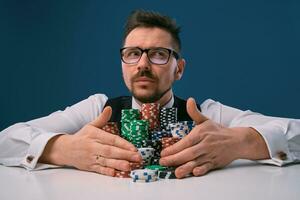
<box><xmin>251</xmin><ymin>123</ymin><xmax>293</xmax><ymax>166</ymax></box>
<box><xmin>20</xmin><ymin>132</ymin><xmax>64</xmax><ymax>170</ymax></box>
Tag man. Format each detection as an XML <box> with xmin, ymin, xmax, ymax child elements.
<box><xmin>0</xmin><ymin>10</ymin><xmax>299</xmax><ymax>179</ymax></box>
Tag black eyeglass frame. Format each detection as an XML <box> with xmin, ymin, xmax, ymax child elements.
<box><xmin>120</xmin><ymin>47</ymin><xmax>180</xmax><ymax>65</ymax></box>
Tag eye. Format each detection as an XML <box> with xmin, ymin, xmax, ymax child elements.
<box><xmin>124</xmin><ymin>49</ymin><xmax>141</xmax><ymax>58</ymax></box>
<box><xmin>149</xmin><ymin>49</ymin><xmax>169</xmax><ymax>59</ymax></box>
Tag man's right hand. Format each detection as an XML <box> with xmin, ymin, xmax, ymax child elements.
<box><xmin>39</xmin><ymin>106</ymin><xmax>142</xmax><ymax>176</ymax></box>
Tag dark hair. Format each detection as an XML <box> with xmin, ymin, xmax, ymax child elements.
<box><xmin>123</xmin><ymin>10</ymin><xmax>181</xmax><ymax>51</ymax></box>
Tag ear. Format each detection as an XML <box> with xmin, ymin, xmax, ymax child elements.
<box><xmin>175</xmin><ymin>58</ymin><xmax>185</xmax><ymax>80</ymax></box>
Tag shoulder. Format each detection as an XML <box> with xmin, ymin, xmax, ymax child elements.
<box><xmin>87</xmin><ymin>93</ymin><xmax>109</xmax><ymax>109</ymax></box>
<box><xmin>68</xmin><ymin>94</ymin><xmax>108</xmax><ymax>120</ymax></box>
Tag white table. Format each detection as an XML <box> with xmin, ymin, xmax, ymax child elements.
<box><xmin>0</xmin><ymin>160</ymin><xmax>299</xmax><ymax>200</ymax></box>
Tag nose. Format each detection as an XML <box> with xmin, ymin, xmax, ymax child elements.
<box><xmin>137</xmin><ymin>52</ymin><xmax>151</xmax><ymax>71</ymax></box>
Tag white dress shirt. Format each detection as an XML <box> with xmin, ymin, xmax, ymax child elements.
<box><xmin>0</xmin><ymin>94</ymin><xmax>299</xmax><ymax>170</ymax></box>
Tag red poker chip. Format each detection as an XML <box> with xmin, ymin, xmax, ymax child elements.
<box><xmin>102</xmin><ymin>122</ymin><xmax>119</xmax><ymax>135</ymax></box>
<box><xmin>141</xmin><ymin>103</ymin><xmax>160</xmax><ymax>131</ymax></box>
<box><xmin>161</xmin><ymin>137</ymin><xmax>180</xmax><ymax>149</ymax></box>
<box><xmin>115</xmin><ymin>161</ymin><xmax>143</xmax><ymax>178</ymax></box>
<box><xmin>115</xmin><ymin>170</ymin><xmax>131</xmax><ymax>178</ymax></box>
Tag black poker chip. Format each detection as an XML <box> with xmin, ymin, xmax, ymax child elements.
<box><xmin>158</xmin><ymin>168</ymin><xmax>177</xmax><ymax>179</ymax></box>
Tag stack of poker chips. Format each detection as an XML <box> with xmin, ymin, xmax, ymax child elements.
<box><xmin>145</xmin><ymin>165</ymin><xmax>177</xmax><ymax>179</ymax></box>
<box><xmin>138</xmin><ymin>147</ymin><xmax>155</xmax><ymax>166</ymax></box>
<box><xmin>159</xmin><ymin>107</ymin><xmax>177</xmax><ymax>131</ymax></box>
<box><xmin>161</xmin><ymin>137</ymin><xmax>181</xmax><ymax>149</ymax></box>
<box><xmin>168</xmin><ymin>121</ymin><xmax>196</xmax><ymax>139</ymax></box>
<box><xmin>130</xmin><ymin>169</ymin><xmax>158</xmax><ymax>182</ymax></box>
<box><xmin>141</xmin><ymin>103</ymin><xmax>163</xmax><ymax>165</ymax></box>
<box><xmin>128</xmin><ymin>120</ymin><xmax>149</xmax><ymax>148</ymax></box>
<box><xmin>115</xmin><ymin>162</ymin><xmax>143</xmax><ymax>178</ymax></box>
<box><xmin>102</xmin><ymin>122</ymin><xmax>120</xmax><ymax>135</ymax></box>
<box><xmin>120</xmin><ymin>109</ymin><xmax>142</xmax><ymax>141</ymax></box>
<box><xmin>130</xmin><ymin>165</ymin><xmax>177</xmax><ymax>182</ymax></box>
<box><xmin>104</xmin><ymin>103</ymin><xmax>196</xmax><ymax>182</ymax></box>
<box><xmin>141</xmin><ymin>103</ymin><xmax>160</xmax><ymax>131</ymax></box>
<box><xmin>102</xmin><ymin>121</ymin><xmax>142</xmax><ymax>178</ymax></box>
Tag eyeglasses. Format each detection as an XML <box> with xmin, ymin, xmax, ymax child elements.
<box><xmin>120</xmin><ymin>47</ymin><xmax>180</xmax><ymax>65</ymax></box>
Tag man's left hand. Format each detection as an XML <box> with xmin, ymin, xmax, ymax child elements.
<box><xmin>159</xmin><ymin>98</ymin><xmax>269</xmax><ymax>178</ymax></box>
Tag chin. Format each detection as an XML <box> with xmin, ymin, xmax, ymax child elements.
<box><xmin>133</xmin><ymin>92</ymin><xmax>160</xmax><ymax>103</ymax></box>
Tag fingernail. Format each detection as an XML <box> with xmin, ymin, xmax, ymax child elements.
<box><xmin>159</xmin><ymin>158</ymin><xmax>166</xmax><ymax>165</ymax></box>
<box><xmin>176</xmin><ymin>168</ymin><xmax>187</xmax><ymax>179</ymax></box>
<box><xmin>194</xmin><ymin>170</ymin><xmax>199</xmax><ymax>176</ymax></box>
<box><xmin>130</xmin><ymin>147</ymin><xmax>137</xmax><ymax>152</ymax></box>
<box><xmin>132</xmin><ymin>154</ymin><xmax>141</xmax><ymax>161</ymax></box>
<box><xmin>193</xmin><ymin>168</ymin><xmax>201</xmax><ymax>176</ymax></box>
<box><xmin>122</xmin><ymin>162</ymin><xmax>130</xmax><ymax>171</ymax></box>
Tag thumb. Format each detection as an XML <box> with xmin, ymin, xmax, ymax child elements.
<box><xmin>89</xmin><ymin>106</ymin><xmax>112</xmax><ymax>128</ymax></box>
<box><xmin>187</xmin><ymin>97</ymin><xmax>208</xmax><ymax>125</ymax></box>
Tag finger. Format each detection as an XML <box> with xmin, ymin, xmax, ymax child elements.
<box><xmin>90</xmin><ymin>164</ymin><xmax>115</xmax><ymax>177</ymax></box>
<box><xmin>90</xmin><ymin>106</ymin><xmax>112</xmax><ymax>128</ymax></box>
<box><xmin>187</xmin><ymin>97</ymin><xmax>209</xmax><ymax>124</ymax></box>
<box><xmin>95</xmin><ymin>156</ymin><xmax>131</xmax><ymax>171</ymax></box>
<box><xmin>174</xmin><ymin>156</ymin><xmax>209</xmax><ymax>178</ymax></box>
<box><xmin>91</xmin><ymin>128</ymin><xmax>137</xmax><ymax>152</ymax></box>
<box><xmin>160</xmin><ymin>140</ymin><xmax>206</xmax><ymax>166</ymax></box>
<box><xmin>160</xmin><ymin>126</ymin><xmax>204</xmax><ymax>157</ymax></box>
<box><xmin>192</xmin><ymin>162</ymin><xmax>214</xmax><ymax>176</ymax></box>
<box><xmin>95</xmin><ymin>143</ymin><xmax>142</xmax><ymax>163</ymax></box>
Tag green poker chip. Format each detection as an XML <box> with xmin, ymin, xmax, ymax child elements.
<box><xmin>145</xmin><ymin>165</ymin><xmax>167</xmax><ymax>171</ymax></box>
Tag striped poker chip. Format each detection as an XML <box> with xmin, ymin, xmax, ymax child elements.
<box><xmin>168</xmin><ymin>123</ymin><xmax>189</xmax><ymax>138</ymax></box>
<box><xmin>133</xmin><ymin>177</ymin><xmax>158</xmax><ymax>182</ymax></box>
<box><xmin>115</xmin><ymin>170</ymin><xmax>131</xmax><ymax>178</ymax></box>
<box><xmin>130</xmin><ymin>169</ymin><xmax>158</xmax><ymax>182</ymax></box>
<box><xmin>158</xmin><ymin>169</ymin><xmax>177</xmax><ymax>179</ymax></box>
<box><xmin>138</xmin><ymin>148</ymin><xmax>155</xmax><ymax>165</ymax></box>
<box><xmin>161</xmin><ymin>137</ymin><xmax>181</xmax><ymax>149</ymax></box>
<box><xmin>150</xmin><ymin>157</ymin><xmax>160</xmax><ymax>165</ymax></box>
<box><xmin>102</xmin><ymin>122</ymin><xmax>120</xmax><ymax>135</ymax></box>
<box><xmin>141</xmin><ymin>103</ymin><xmax>160</xmax><ymax>131</ymax></box>
<box><xmin>121</xmin><ymin>109</ymin><xmax>140</xmax><ymax>123</ymax></box>
<box><xmin>159</xmin><ymin>107</ymin><xmax>177</xmax><ymax>131</ymax></box>
<box><xmin>138</xmin><ymin>148</ymin><xmax>155</xmax><ymax>157</ymax></box>
<box><xmin>150</xmin><ymin>130</ymin><xmax>172</xmax><ymax>141</ymax></box>
<box><xmin>145</xmin><ymin>165</ymin><xmax>168</xmax><ymax>171</ymax></box>
<box><xmin>129</xmin><ymin>162</ymin><xmax>143</xmax><ymax>170</ymax></box>
<box><xmin>114</xmin><ymin>161</ymin><xmax>143</xmax><ymax>178</ymax></box>
<box><xmin>168</xmin><ymin>121</ymin><xmax>195</xmax><ymax>138</ymax></box>
<box><xmin>122</xmin><ymin>120</ymin><xmax>149</xmax><ymax>148</ymax></box>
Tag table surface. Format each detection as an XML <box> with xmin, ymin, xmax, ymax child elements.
<box><xmin>0</xmin><ymin>160</ymin><xmax>299</xmax><ymax>200</ymax></box>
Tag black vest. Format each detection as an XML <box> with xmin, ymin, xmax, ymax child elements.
<box><xmin>104</xmin><ymin>96</ymin><xmax>200</xmax><ymax>123</ymax></box>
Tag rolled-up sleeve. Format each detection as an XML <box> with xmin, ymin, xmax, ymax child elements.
<box><xmin>0</xmin><ymin>94</ymin><xmax>108</xmax><ymax>170</ymax></box>
<box><xmin>200</xmin><ymin>99</ymin><xmax>300</xmax><ymax>166</ymax></box>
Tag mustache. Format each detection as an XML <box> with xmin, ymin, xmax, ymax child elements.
<box><xmin>131</xmin><ymin>69</ymin><xmax>157</xmax><ymax>81</ymax></box>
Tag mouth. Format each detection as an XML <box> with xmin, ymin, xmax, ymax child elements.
<box><xmin>134</xmin><ymin>77</ymin><xmax>155</xmax><ymax>83</ymax></box>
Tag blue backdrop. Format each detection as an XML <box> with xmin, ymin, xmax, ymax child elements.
<box><xmin>1</xmin><ymin>0</ymin><xmax>299</xmax><ymax>131</ymax></box>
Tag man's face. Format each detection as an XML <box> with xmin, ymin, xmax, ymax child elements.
<box><xmin>122</xmin><ymin>27</ymin><xmax>184</xmax><ymax>103</ymax></box>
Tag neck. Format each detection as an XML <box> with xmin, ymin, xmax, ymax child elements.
<box><xmin>135</xmin><ymin>90</ymin><xmax>173</xmax><ymax>107</ymax></box>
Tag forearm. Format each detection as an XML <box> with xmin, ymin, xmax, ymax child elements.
<box><xmin>204</xmin><ymin>100</ymin><xmax>300</xmax><ymax>165</ymax></box>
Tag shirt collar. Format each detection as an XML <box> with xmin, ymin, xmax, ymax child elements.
<box><xmin>132</xmin><ymin>95</ymin><xmax>174</xmax><ymax>110</ymax></box>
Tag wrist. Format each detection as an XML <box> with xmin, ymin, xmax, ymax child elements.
<box><xmin>39</xmin><ymin>134</ymin><xmax>72</xmax><ymax>166</ymax></box>
<box><xmin>234</xmin><ymin>127</ymin><xmax>270</xmax><ymax>160</ymax></box>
